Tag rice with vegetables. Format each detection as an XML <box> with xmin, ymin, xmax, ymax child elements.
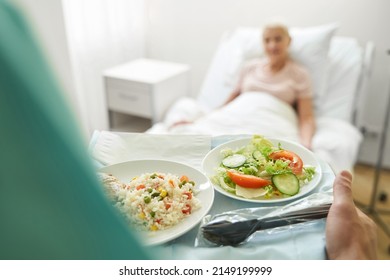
<box><xmin>99</xmin><ymin>172</ymin><xmax>201</xmax><ymax>231</ymax></box>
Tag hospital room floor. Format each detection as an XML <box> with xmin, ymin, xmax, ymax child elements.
<box><xmin>353</xmin><ymin>164</ymin><xmax>390</xmax><ymax>260</ymax></box>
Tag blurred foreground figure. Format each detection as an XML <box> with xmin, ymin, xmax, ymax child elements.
<box><xmin>0</xmin><ymin>0</ymin><xmax>149</xmax><ymax>259</ymax></box>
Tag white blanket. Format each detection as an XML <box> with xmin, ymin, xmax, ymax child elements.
<box><xmin>148</xmin><ymin>92</ymin><xmax>362</xmax><ymax>173</ymax></box>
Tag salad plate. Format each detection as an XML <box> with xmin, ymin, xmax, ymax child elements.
<box><xmin>99</xmin><ymin>159</ymin><xmax>214</xmax><ymax>246</ymax></box>
<box><xmin>202</xmin><ymin>136</ymin><xmax>322</xmax><ymax>203</ymax></box>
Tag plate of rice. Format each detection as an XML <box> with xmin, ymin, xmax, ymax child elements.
<box><xmin>98</xmin><ymin>159</ymin><xmax>214</xmax><ymax>246</ymax></box>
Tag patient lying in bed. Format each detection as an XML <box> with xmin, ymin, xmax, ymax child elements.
<box><xmin>171</xmin><ymin>21</ymin><xmax>316</xmax><ymax>149</ymax></box>
<box><xmin>148</xmin><ymin>23</ymin><xmax>363</xmax><ymax>174</ymax></box>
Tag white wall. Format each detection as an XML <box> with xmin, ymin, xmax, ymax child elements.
<box><xmin>145</xmin><ymin>0</ymin><xmax>390</xmax><ymax>166</ymax></box>
<box><xmin>11</xmin><ymin>0</ymin><xmax>146</xmax><ymax>139</ymax></box>
<box><xmin>62</xmin><ymin>0</ymin><xmax>146</xmax><ymax>136</ymax></box>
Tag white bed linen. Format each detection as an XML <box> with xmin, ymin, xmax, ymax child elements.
<box><xmin>147</xmin><ymin>92</ymin><xmax>362</xmax><ymax>173</ymax></box>
<box><xmin>170</xmin><ymin>92</ymin><xmax>299</xmax><ymax>139</ymax></box>
<box><xmin>312</xmin><ymin>117</ymin><xmax>362</xmax><ymax>173</ymax></box>
<box><xmin>152</xmin><ymin>92</ymin><xmax>297</xmax><ymax>137</ymax></box>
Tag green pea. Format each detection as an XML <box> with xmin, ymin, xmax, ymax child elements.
<box><xmin>151</xmin><ymin>192</ymin><xmax>160</xmax><ymax>198</ymax></box>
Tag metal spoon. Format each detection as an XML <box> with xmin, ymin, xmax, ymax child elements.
<box><xmin>201</xmin><ymin>203</ymin><xmax>331</xmax><ymax>246</ymax></box>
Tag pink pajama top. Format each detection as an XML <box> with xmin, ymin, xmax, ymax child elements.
<box><xmin>235</xmin><ymin>58</ymin><xmax>312</xmax><ymax>105</ymax></box>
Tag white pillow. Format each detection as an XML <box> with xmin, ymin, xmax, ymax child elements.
<box><xmin>316</xmin><ymin>37</ymin><xmax>363</xmax><ymax>122</ymax></box>
<box><xmin>198</xmin><ymin>23</ymin><xmax>339</xmax><ymax>110</ymax></box>
<box><xmin>290</xmin><ymin>23</ymin><xmax>339</xmax><ymax>98</ymax></box>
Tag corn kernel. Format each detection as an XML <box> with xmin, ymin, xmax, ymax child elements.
<box><xmin>160</xmin><ymin>190</ymin><xmax>167</xmax><ymax>198</ymax></box>
<box><xmin>138</xmin><ymin>212</ymin><xmax>146</xmax><ymax>219</ymax></box>
<box><xmin>150</xmin><ymin>224</ymin><xmax>158</xmax><ymax>231</ymax></box>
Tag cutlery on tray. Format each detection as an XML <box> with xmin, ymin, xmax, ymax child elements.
<box><xmin>201</xmin><ymin>203</ymin><xmax>331</xmax><ymax>246</ymax></box>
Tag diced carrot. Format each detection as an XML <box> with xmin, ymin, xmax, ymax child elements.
<box><xmin>180</xmin><ymin>175</ymin><xmax>189</xmax><ymax>182</ymax></box>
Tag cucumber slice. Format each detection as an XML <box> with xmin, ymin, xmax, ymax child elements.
<box><xmin>272</xmin><ymin>173</ymin><xmax>299</xmax><ymax>196</ymax></box>
<box><xmin>222</xmin><ymin>154</ymin><xmax>246</xmax><ymax>168</ymax></box>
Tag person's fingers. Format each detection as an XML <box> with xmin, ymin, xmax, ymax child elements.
<box><xmin>332</xmin><ymin>170</ymin><xmax>353</xmax><ymax>205</ymax></box>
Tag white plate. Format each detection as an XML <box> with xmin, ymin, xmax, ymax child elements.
<box><xmin>202</xmin><ymin>137</ymin><xmax>322</xmax><ymax>203</ymax></box>
<box><xmin>99</xmin><ymin>159</ymin><xmax>214</xmax><ymax>246</ymax></box>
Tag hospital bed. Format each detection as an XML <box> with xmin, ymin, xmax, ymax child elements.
<box><xmin>147</xmin><ymin>23</ymin><xmax>375</xmax><ymax>173</ymax></box>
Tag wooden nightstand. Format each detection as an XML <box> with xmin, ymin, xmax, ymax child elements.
<box><xmin>104</xmin><ymin>58</ymin><xmax>190</xmax><ymax>129</ymax></box>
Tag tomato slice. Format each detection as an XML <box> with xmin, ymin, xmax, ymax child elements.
<box><xmin>183</xmin><ymin>191</ymin><xmax>192</xmax><ymax>200</ymax></box>
<box><xmin>226</xmin><ymin>170</ymin><xmax>271</xmax><ymax>189</ymax></box>
<box><xmin>269</xmin><ymin>150</ymin><xmax>303</xmax><ymax>174</ymax></box>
